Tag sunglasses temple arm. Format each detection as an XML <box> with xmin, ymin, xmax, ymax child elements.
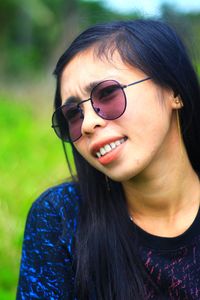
<box><xmin>61</xmin><ymin>141</ymin><xmax>77</xmax><ymax>182</ymax></box>
<box><xmin>124</xmin><ymin>77</ymin><xmax>151</xmax><ymax>88</ymax></box>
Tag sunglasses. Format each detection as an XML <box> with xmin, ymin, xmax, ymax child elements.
<box><xmin>52</xmin><ymin>77</ymin><xmax>151</xmax><ymax>142</ymax></box>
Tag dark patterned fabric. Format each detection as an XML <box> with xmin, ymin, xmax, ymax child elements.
<box><xmin>16</xmin><ymin>183</ymin><xmax>79</xmax><ymax>300</ymax></box>
<box><xmin>137</xmin><ymin>208</ymin><xmax>200</xmax><ymax>300</ymax></box>
<box><xmin>17</xmin><ymin>182</ymin><xmax>200</xmax><ymax>299</ymax></box>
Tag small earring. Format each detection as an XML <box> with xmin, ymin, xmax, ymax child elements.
<box><xmin>174</xmin><ymin>96</ymin><xmax>184</xmax><ymax>107</ymax></box>
<box><xmin>175</xmin><ymin>98</ymin><xmax>180</xmax><ymax>104</ymax></box>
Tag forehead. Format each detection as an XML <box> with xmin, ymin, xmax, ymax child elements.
<box><xmin>60</xmin><ymin>47</ymin><xmax>144</xmax><ymax>103</ymax></box>
<box><xmin>61</xmin><ymin>48</ymin><xmax>128</xmax><ymax>82</ymax></box>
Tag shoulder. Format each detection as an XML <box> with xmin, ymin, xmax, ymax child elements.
<box><xmin>25</xmin><ymin>181</ymin><xmax>80</xmax><ymax>254</ymax></box>
<box><xmin>30</xmin><ymin>181</ymin><xmax>80</xmax><ymax>219</ymax></box>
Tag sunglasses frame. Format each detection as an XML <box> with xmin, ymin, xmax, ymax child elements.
<box><xmin>52</xmin><ymin>77</ymin><xmax>151</xmax><ymax>142</ymax></box>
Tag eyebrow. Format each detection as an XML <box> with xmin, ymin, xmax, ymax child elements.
<box><xmin>83</xmin><ymin>80</ymin><xmax>103</xmax><ymax>94</ymax></box>
<box><xmin>63</xmin><ymin>96</ymin><xmax>79</xmax><ymax>106</ymax></box>
<box><xmin>63</xmin><ymin>80</ymin><xmax>103</xmax><ymax>106</ymax></box>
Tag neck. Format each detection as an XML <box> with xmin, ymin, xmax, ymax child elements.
<box><xmin>122</xmin><ymin>140</ymin><xmax>200</xmax><ymax>237</ymax></box>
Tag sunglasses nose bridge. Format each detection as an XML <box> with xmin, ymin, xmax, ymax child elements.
<box><xmin>78</xmin><ymin>97</ymin><xmax>91</xmax><ymax>107</ymax></box>
<box><xmin>78</xmin><ymin>96</ymin><xmax>100</xmax><ymax>116</ymax></box>
<box><xmin>80</xmin><ymin>97</ymin><xmax>93</xmax><ymax>111</ymax></box>
<box><xmin>76</xmin><ymin>97</ymin><xmax>91</xmax><ymax>117</ymax></box>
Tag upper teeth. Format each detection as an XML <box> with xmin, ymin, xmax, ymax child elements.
<box><xmin>96</xmin><ymin>138</ymin><xmax>126</xmax><ymax>158</ymax></box>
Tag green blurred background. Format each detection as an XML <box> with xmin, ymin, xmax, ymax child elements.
<box><xmin>0</xmin><ymin>1</ymin><xmax>200</xmax><ymax>299</ymax></box>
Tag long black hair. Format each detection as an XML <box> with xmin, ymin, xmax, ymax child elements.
<box><xmin>53</xmin><ymin>20</ymin><xmax>200</xmax><ymax>299</ymax></box>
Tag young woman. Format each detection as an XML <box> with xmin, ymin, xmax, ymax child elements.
<box><xmin>17</xmin><ymin>19</ymin><xmax>200</xmax><ymax>299</ymax></box>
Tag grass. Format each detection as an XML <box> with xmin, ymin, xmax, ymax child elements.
<box><xmin>0</xmin><ymin>90</ymin><xmax>75</xmax><ymax>299</ymax></box>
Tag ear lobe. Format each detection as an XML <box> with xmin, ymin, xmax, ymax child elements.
<box><xmin>172</xmin><ymin>95</ymin><xmax>184</xmax><ymax>109</ymax></box>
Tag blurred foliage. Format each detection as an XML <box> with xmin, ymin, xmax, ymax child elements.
<box><xmin>0</xmin><ymin>0</ymin><xmax>200</xmax><ymax>80</ymax></box>
<box><xmin>0</xmin><ymin>0</ymin><xmax>199</xmax><ymax>299</ymax></box>
<box><xmin>160</xmin><ymin>3</ymin><xmax>200</xmax><ymax>68</ymax></box>
<box><xmin>0</xmin><ymin>0</ymin><xmax>141</xmax><ymax>79</ymax></box>
<box><xmin>0</xmin><ymin>0</ymin><xmax>200</xmax><ymax>79</ymax></box>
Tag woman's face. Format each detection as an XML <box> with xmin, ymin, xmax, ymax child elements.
<box><xmin>60</xmin><ymin>48</ymin><xmax>178</xmax><ymax>182</ymax></box>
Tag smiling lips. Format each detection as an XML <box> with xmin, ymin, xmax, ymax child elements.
<box><xmin>96</xmin><ymin>137</ymin><xmax>127</xmax><ymax>158</ymax></box>
<box><xmin>89</xmin><ymin>137</ymin><xmax>127</xmax><ymax>166</ymax></box>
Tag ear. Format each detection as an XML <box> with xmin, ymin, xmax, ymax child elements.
<box><xmin>171</xmin><ymin>94</ymin><xmax>184</xmax><ymax>109</ymax></box>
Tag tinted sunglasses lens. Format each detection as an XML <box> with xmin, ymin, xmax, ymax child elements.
<box><xmin>92</xmin><ymin>80</ymin><xmax>126</xmax><ymax>120</ymax></box>
<box><xmin>52</xmin><ymin>107</ymin><xmax>69</xmax><ymax>142</ymax></box>
<box><xmin>65</xmin><ymin>105</ymin><xmax>83</xmax><ymax>142</ymax></box>
<box><xmin>52</xmin><ymin>104</ymin><xmax>83</xmax><ymax>142</ymax></box>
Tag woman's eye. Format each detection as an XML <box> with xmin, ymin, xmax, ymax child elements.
<box><xmin>64</xmin><ymin>108</ymin><xmax>80</xmax><ymax>121</ymax></box>
<box><xmin>99</xmin><ymin>85</ymin><xmax>119</xmax><ymax>98</ymax></box>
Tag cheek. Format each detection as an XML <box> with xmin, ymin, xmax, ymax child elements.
<box><xmin>74</xmin><ymin>143</ymin><xmax>106</xmax><ymax>174</ymax></box>
<box><xmin>74</xmin><ymin>141</ymin><xmax>87</xmax><ymax>159</ymax></box>
<box><xmin>124</xmin><ymin>84</ymin><xmax>171</xmax><ymax>128</ymax></box>
<box><xmin>122</xmin><ymin>98</ymin><xmax>172</xmax><ymax>153</ymax></box>
<box><xmin>74</xmin><ymin>141</ymin><xmax>96</xmax><ymax>168</ymax></box>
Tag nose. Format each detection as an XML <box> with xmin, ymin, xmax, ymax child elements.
<box><xmin>80</xmin><ymin>101</ymin><xmax>107</xmax><ymax>136</ymax></box>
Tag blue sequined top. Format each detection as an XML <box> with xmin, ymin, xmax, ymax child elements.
<box><xmin>17</xmin><ymin>183</ymin><xmax>79</xmax><ymax>299</ymax></box>
<box><xmin>17</xmin><ymin>182</ymin><xmax>200</xmax><ymax>299</ymax></box>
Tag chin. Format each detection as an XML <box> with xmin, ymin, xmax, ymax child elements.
<box><xmin>106</xmin><ymin>170</ymin><xmax>140</xmax><ymax>182</ymax></box>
